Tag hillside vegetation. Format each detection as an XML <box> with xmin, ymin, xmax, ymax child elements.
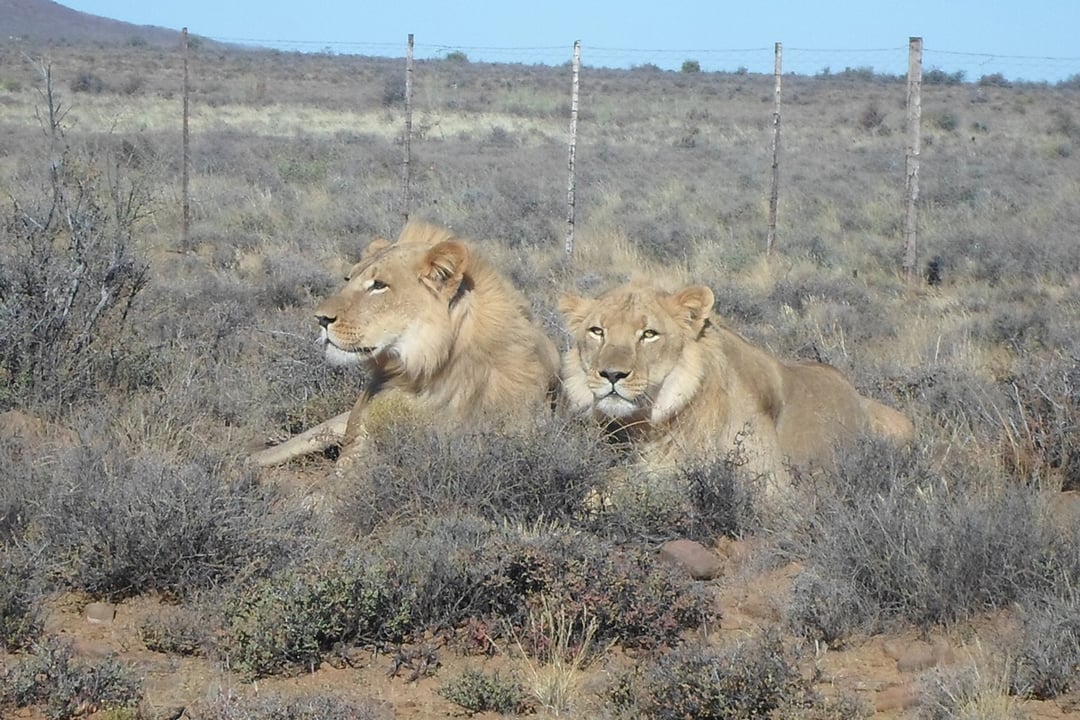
<box><xmin>1</xmin><ymin>41</ymin><xmax>1079</xmax><ymax>719</ymax></box>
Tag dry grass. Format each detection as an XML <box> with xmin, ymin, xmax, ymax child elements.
<box><xmin>2</xmin><ymin>38</ymin><xmax>1080</xmax><ymax>717</ymax></box>
<box><xmin>513</xmin><ymin>596</ymin><xmax>605</xmax><ymax>716</ymax></box>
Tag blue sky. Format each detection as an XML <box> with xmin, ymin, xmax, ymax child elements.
<box><xmin>60</xmin><ymin>1</ymin><xmax>1080</xmax><ymax>82</ymax></box>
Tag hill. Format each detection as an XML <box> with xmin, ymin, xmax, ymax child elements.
<box><xmin>0</xmin><ymin>0</ymin><xmax>183</xmax><ymax>47</ymax></box>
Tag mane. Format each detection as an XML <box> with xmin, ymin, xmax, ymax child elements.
<box><xmin>393</xmin><ymin>221</ymin><xmax>557</xmax><ymax>413</ymax></box>
<box><xmin>396</xmin><ymin>220</ymin><xmax>460</xmax><ymax>247</ymax></box>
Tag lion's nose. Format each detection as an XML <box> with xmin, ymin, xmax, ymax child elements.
<box><xmin>316</xmin><ymin>314</ymin><xmax>335</xmax><ymax>329</ymax></box>
<box><xmin>599</xmin><ymin>369</ymin><xmax>629</xmax><ymax>384</ymax></box>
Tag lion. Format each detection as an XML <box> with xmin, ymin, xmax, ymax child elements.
<box><xmin>558</xmin><ymin>281</ymin><xmax>914</xmax><ymax>488</ymax></box>
<box><xmin>251</xmin><ymin>221</ymin><xmax>560</xmax><ymax>467</ymax></box>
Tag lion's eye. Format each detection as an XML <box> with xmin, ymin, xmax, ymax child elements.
<box><xmin>587</xmin><ymin>326</ymin><xmax>605</xmax><ymax>339</ymax></box>
<box><xmin>641</xmin><ymin>329</ymin><xmax>659</xmax><ymax>340</ymax></box>
<box><xmin>369</xmin><ymin>279</ymin><xmax>389</xmax><ymax>292</ymax></box>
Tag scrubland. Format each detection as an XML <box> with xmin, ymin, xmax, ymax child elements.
<box><xmin>1</xmin><ymin>41</ymin><xmax>1079</xmax><ymax>718</ymax></box>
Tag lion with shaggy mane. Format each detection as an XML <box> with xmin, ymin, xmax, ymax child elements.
<box><xmin>559</xmin><ymin>281</ymin><xmax>914</xmax><ymax>485</ymax></box>
<box><xmin>252</xmin><ymin>221</ymin><xmax>560</xmax><ymax>467</ymax></box>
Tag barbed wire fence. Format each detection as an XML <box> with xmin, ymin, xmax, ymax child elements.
<box><xmin>181</xmin><ymin>33</ymin><xmax>1080</xmax><ymax>278</ymax></box>
<box><xmin>200</xmin><ymin>36</ymin><xmax>1080</xmax><ymax>83</ymax></box>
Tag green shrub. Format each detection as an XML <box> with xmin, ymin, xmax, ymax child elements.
<box><xmin>489</xmin><ymin>529</ymin><xmax>715</xmax><ymax>650</ymax></box>
<box><xmin>978</xmin><ymin>72</ymin><xmax>1011</xmax><ymax>87</ymax></box>
<box><xmin>439</xmin><ymin>667</ymin><xmax>528</xmax><ymax>715</ymax></box>
<box><xmin>220</xmin><ymin>514</ymin><xmax>715</xmax><ymax>677</ymax></box>
<box><xmin>787</xmin><ymin>568</ymin><xmax>872</xmax><ymax>648</ymax></box>
<box><xmin>681</xmin><ymin>60</ymin><xmax>701</xmax><ymax>73</ymax></box>
<box><xmin>926</xmin><ymin>110</ymin><xmax>960</xmax><ymax>131</ymax></box>
<box><xmin>0</xmin><ymin>637</ymin><xmax>141</xmax><ymax>720</ymax></box>
<box><xmin>220</xmin><ymin>552</ymin><xmax>413</xmax><ymax>678</ymax></box>
<box><xmin>608</xmin><ymin>631</ymin><xmax>808</xmax><ymax>719</ymax></box>
<box><xmin>924</xmin><ymin>67</ymin><xmax>966</xmax><ymax>85</ymax></box>
<box><xmin>381</xmin><ymin>75</ymin><xmax>405</xmax><ymax>106</ymax></box>
<box><xmin>858</xmin><ymin>101</ymin><xmax>887</xmax><ymax>132</ymax></box>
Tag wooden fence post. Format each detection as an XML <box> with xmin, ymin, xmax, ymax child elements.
<box><xmin>564</xmin><ymin>40</ymin><xmax>581</xmax><ymax>257</ymax></box>
<box><xmin>903</xmin><ymin>36</ymin><xmax>923</xmax><ymax>282</ymax></box>
<box><xmin>181</xmin><ymin>27</ymin><xmax>190</xmax><ymax>247</ymax></box>
<box><xmin>401</xmin><ymin>33</ymin><xmax>414</xmax><ymax>223</ymax></box>
<box><xmin>765</xmin><ymin>42</ymin><xmax>782</xmax><ymax>256</ymax></box>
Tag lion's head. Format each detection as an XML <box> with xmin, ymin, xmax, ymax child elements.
<box><xmin>316</xmin><ymin>223</ymin><xmax>474</xmax><ymax>380</ymax></box>
<box><xmin>559</xmin><ymin>282</ymin><xmax>717</xmax><ymax>427</ymax></box>
<box><xmin>252</xmin><ymin>221</ymin><xmax>561</xmax><ymax>468</ymax></box>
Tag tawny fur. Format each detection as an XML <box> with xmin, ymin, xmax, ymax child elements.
<box><xmin>560</xmin><ymin>281</ymin><xmax>914</xmax><ymax>484</ymax></box>
<box><xmin>251</xmin><ymin>221</ymin><xmax>559</xmax><ymax>466</ymax></box>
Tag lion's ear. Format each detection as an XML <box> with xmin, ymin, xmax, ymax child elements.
<box><xmin>558</xmin><ymin>294</ymin><xmax>591</xmax><ymax>327</ymax></box>
<box><xmin>361</xmin><ymin>237</ymin><xmax>392</xmax><ymax>260</ymax></box>
<box><xmin>420</xmin><ymin>240</ymin><xmax>469</xmax><ymax>298</ymax></box>
<box><xmin>671</xmin><ymin>285</ymin><xmax>715</xmax><ymax>332</ymax></box>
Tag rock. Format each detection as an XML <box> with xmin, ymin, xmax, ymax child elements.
<box><xmin>659</xmin><ymin>539</ymin><xmax>723</xmax><ymax>580</ymax></box>
<box><xmin>84</xmin><ymin>601</ymin><xmax>117</xmax><ymax>624</ymax></box>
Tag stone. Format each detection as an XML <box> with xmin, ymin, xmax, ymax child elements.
<box><xmin>84</xmin><ymin>601</ymin><xmax>117</xmax><ymax>624</ymax></box>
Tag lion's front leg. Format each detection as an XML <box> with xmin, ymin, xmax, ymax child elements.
<box><xmin>334</xmin><ymin>389</ymin><xmax>429</xmax><ymax>478</ymax></box>
<box><xmin>248</xmin><ymin>411</ymin><xmax>350</xmax><ymax>467</ymax></box>
<box><xmin>334</xmin><ymin>393</ymin><xmax>374</xmax><ymax>478</ymax></box>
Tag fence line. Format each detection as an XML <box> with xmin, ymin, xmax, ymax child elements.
<box><xmin>202</xmin><ymin>34</ymin><xmax>1080</xmax><ymax>83</ymax></box>
<box><xmin>381</xmin><ymin>36</ymin><xmax>925</xmax><ymax>271</ymax></box>
<box><xmin>174</xmin><ymin>33</ymin><xmax>1074</xmax><ymax>277</ymax></box>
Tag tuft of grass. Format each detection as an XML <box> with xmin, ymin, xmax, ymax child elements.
<box><xmin>917</xmin><ymin>649</ymin><xmax>1023</xmax><ymax>720</ymax></box>
<box><xmin>513</xmin><ymin>595</ymin><xmax>604</xmax><ymax>716</ymax></box>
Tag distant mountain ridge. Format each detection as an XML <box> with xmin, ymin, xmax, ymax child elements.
<box><xmin>0</xmin><ymin>0</ymin><xmax>184</xmax><ymax>47</ymax></box>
